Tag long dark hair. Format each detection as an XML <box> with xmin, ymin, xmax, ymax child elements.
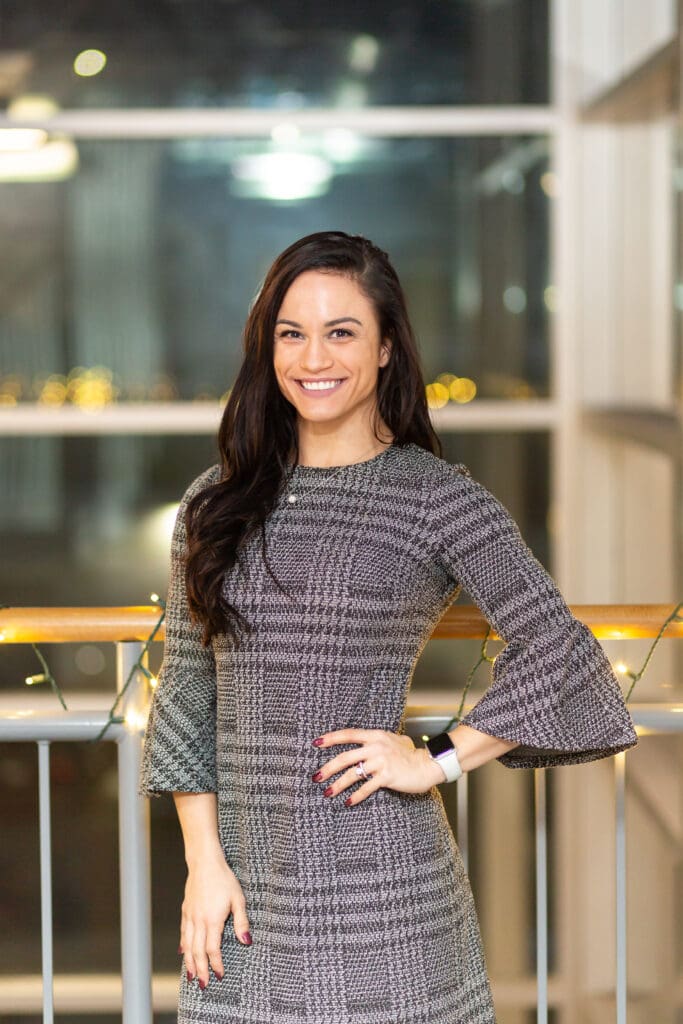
<box><xmin>184</xmin><ymin>230</ymin><xmax>442</xmax><ymax>648</ymax></box>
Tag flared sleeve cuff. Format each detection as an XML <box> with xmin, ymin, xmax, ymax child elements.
<box><xmin>138</xmin><ymin>463</ymin><xmax>222</xmax><ymax>799</ymax></box>
<box><xmin>138</xmin><ymin>660</ymin><xmax>219</xmax><ymax>798</ymax></box>
<box><xmin>427</xmin><ymin>459</ymin><xmax>639</xmax><ymax>771</ymax></box>
<box><xmin>458</xmin><ymin>617</ymin><xmax>639</xmax><ymax>769</ymax></box>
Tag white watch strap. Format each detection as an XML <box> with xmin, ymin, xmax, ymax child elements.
<box><xmin>431</xmin><ymin>745</ymin><xmax>463</xmax><ymax>783</ymax></box>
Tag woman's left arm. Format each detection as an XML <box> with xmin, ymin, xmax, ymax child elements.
<box><xmin>427</xmin><ymin>461</ymin><xmax>639</xmax><ymax>770</ymax></box>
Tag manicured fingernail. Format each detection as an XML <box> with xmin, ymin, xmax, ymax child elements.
<box><xmin>242</xmin><ymin>931</ymin><xmax>252</xmax><ymax>945</ymax></box>
<box><xmin>198</xmin><ymin>979</ymin><xmax>206</xmax><ymax>990</ymax></box>
<box><xmin>312</xmin><ymin>737</ymin><xmax>324</xmax><ymax>746</ymax></box>
<box><xmin>311</xmin><ymin>771</ymin><xmax>322</xmax><ymax>781</ymax></box>
<box><xmin>344</xmin><ymin>797</ymin><xmax>353</xmax><ymax>807</ymax></box>
<box><xmin>323</xmin><ymin>786</ymin><xmax>333</xmax><ymax>797</ymax></box>
<box><xmin>187</xmin><ymin>970</ymin><xmax>194</xmax><ymax>981</ymax></box>
<box><xmin>215</xmin><ymin>972</ymin><xmax>224</xmax><ymax>981</ymax></box>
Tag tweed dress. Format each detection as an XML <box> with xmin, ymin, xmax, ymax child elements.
<box><xmin>138</xmin><ymin>440</ymin><xmax>638</xmax><ymax>1024</ymax></box>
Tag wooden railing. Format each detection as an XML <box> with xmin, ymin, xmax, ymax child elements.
<box><xmin>1</xmin><ymin>602</ymin><xmax>681</xmax><ymax>642</ymax></box>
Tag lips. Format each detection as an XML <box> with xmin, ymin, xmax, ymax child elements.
<box><xmin>294</xmin><ymin>378</ymin><xmax>346</xmax><ymax>395</ymax></box>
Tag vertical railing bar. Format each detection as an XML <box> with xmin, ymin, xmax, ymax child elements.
<box><xmin>116</xmin><ymin>641</ymin><xmax>153</xmax><ymax>1024</ymax></box>
<box><xmin>535</xmin><ymin>768</ymin><xmax>548</xmax><ymax>1024</ymax></box>
<box><xmin>37</xmin><ymin>740</ymin><xmax>54</xmax><ymax>1024</ymax></box>
<box><xmin>615</xmin><ymin>752</ymin><xmax>627</xmax><ymax>1024</ymax></box>
<box><xmin>457</xmin><ymin>768</ymin><xmax>468</xmax><ymax>875</ymax></box>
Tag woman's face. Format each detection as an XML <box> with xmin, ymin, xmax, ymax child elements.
<box><xmin>272</xmin><ymin>270</ymin><xmax>391</xmax><ymax>433</ymax></box>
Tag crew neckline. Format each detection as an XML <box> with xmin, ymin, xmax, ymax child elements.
<box><xmin>287</xmin><ymin>440</ymin><xmax>397</xmax><ymax>474</ymax></box>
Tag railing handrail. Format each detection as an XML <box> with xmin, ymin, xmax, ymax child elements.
<box><xmin>1</xmin><ymin>602</ymin><xmax>681</xmax><ymax>643</ymax></box>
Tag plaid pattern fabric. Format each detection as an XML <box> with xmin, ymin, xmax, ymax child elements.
<box><xmin>139</xmin><ymin>441</ymin><xmax>637</xmax><ymax>1023</ymax></box>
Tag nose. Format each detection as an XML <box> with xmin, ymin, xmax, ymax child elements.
<box><xmin>298</xmin><ymin>336</ymin><xmax>335</xmax><ymax>373</ymax></box>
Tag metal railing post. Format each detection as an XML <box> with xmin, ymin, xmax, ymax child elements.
<box><xmin>535</xmin><ymin>768</ymin><xmax>548</xmax><ymax>1024</ymax></box>
<box><xmin>615</xmin><ymin>751</ymin><xmax>627</xmax><ymax>1024</ymax></box>
<box><xmin>116</xmin><ymin>641</ymin><xmax>153</xmax><ymax>1024</ymax></box>
<box><xmin>37</xmin><ymin>740</ymin><xmax>54</xmax><ymax>1024</ymax></box>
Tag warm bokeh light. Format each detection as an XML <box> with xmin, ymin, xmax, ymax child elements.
<box><xmin>426</xmin><ymin>381</ymin><xmax>450</xmax><ymax>409</ymax></box>
<box><xmin>7</xmin><ymin>94</ymin><xmax>60</xmax><ymax>119</ymax></box>
<box><xmin>449</xmin><ymin>377</ymin><xmax>477</xmax><ymax>403</ymax></box>
<box><xmin>426</xmin><ymin>375</ymin><xmax>477</xmax><ymax>408</ymax></box>
<box><xmin>540</xmin><ymin>171</ymin><xmax>559</xmax><ymax>197</ymax></box>
<box><xmin>65</xmin><ymin>367</ymin><xmax>119</xmax><ymax>409</ymax></box>
<box><xmin>544</xmin><ymin>285</ymin><xmax>558</xmax><ymax>313</ymax></box>
<box><xmin>73</xmin><ymin>49</ymin><xmax>107</xmax><ymax>77</ymax></box>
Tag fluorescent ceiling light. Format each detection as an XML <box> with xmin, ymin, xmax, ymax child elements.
<box><xmin>0</xmin><ymin>128</ymin><xmax>48</xmax><ymax>151</ymax></box>
<box><xmin>0</xmin><ymin>138</ymin><xmax>78</xmax><ymax>181</ymax></box>
<box><xmin>231</xmin><ymin>151</ymin><xmax>332</xmax><ymax>201</ymax></box>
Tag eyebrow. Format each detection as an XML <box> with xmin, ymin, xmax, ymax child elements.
<box><xmin>275</xmin><ymin>317</ymin><xmax>363</xmax><ymax>328</ymax></box>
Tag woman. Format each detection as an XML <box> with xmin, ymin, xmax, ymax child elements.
<box><xmin>139</xmin><ymin>230</ymin><xmax>638</xmax><ymax>1023</ymax></box>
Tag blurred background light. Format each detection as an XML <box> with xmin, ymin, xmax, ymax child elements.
<box><xmin>7</xmin><ymin>94</ymin><xmax>60</xmax><ymax>119</ymax></box>
<box><xmin>503</xmin><ymin>285</ymin><xmax>527</xmax><ymax>314</ymax></box>
<box><xmin>73</xmin><ymin>48</ymin><xmax>107</xmax><ymax>78</ymax></box>
<box><xmin>230</xmin><ymin>151</ymin><xmax>333</xmax><ymax>200</ymax></box>
<box><xmin>0</xmin><ymin>136</ymin><xmax>78</xmax><ymax>181</ymax></box>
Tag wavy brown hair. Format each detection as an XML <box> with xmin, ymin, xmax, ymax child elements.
<box><xmin>184</xmin><ymin>230</ymin><xmax>443</xmax><ymax>648</ymax></box>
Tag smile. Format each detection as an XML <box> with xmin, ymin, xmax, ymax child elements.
<box><xmin>295</xmin><ymin>379</ymin><xmax>346</xmax><ymax>394</ymax></box>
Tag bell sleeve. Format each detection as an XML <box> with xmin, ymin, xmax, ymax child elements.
<box><xmin>428</xmin><ymin>461</ymin><xmax>639</xmax><ymax>769</ymax></box>
<box><xmin>138</xmin><ymin>463</ymin><xmax>222</xmax><ymax>798</ymax></box>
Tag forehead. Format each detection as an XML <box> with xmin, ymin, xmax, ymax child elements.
<box><xmin>278</xmin><ymin>270</ymin><xmax>373</xmax><ymax>315</ymax></box>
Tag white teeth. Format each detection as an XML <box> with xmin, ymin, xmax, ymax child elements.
<box><xmin>299</xmin><ymin>379</ymin><xmax>342</xmax><ymax>391</ymax></box>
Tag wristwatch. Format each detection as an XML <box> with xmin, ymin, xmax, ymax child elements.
<box><xmin>425</xmin><ymin>731</ymin><xmax>463</xmax><ymax>783</ymax></box>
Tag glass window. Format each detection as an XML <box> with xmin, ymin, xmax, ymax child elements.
<box><xmin>0</xmin><ymin>135</ymin><xmax>551</xmax><ymax>407</ymax></box>
<box><xmin>0</xmin><ymin>431</ymin><xmax>549</xmax><ymax>696</ymax></box>
<box><xmin>1</xmin><ymin>0</ymin><xmax>549</xmax><ymax>111</ymax></box>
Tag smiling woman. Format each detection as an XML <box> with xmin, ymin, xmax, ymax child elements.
<box><xmin>137</xmin><ymin>230</ymin><xmax>637</xmax><ymax>1024</ymax></box>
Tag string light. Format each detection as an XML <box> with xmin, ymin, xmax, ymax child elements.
<box><xmin>92</xmin><ymin>595</ymin><xmax>166</xmax><ymax>742</ymax></box>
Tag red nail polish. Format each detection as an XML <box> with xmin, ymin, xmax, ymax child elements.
<box><xmin>198</xmin><ymin>979</ymin><xmax>206</xmax><ymax>990</ymax></box>
<box><xmin>242</xmin><ymin>931</ymin><xmax>252</xmax><ymax>945</ymax></box>
<box><xmin>187</xmin><ymin>970</ymin><xmax>194</xmax><ymax>981</ymax></box>
<box><xmin>215</xmin><ymin>972</ymin><xmax>224</xmax><ymax>981</ymax></box>
<box><xmin>323</xmin><ymin>785</ymin><xmax>333</xmax><ymax>797</ymax></box>
<box><xmin>312</xmin><ymin>737</ymin><xmax>324</xmax><ymax>746</ymax></box>
<box><xmin>312</xmin><ymin>771</ymin><xmax>322</xmax><ymax>781</ymax></box>
<box><xmin>344</xmin><ymin>797</ymin><xmax>353</xmax><ymax>807</ymax></box>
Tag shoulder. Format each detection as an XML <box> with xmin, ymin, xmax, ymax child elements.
<box><xmin>396</xmin><ymin>442</ymin><xmax>473</xmax><ymax>497</ymax></box>
<box><xmin>179</xmin><ymin>462</ymin><xmax>223</xmax><ymax>507</ymax></box>
<box><xmin>405</xmin><ymin>445</ymin><xmax>523</xmax><ymax>545</ymax></box>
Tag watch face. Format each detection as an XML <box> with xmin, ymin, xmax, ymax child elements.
<box><xmin>427</xmin><ymin>732</ymin><xmax>454</xmax><ymax>758</ymax></box>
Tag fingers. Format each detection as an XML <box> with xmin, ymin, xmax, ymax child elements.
<box><xmin>180</xmin><ymin>907</ymin><xmax>251</xmax><ymax>990</ymax></box>
<box><xmin>206</xmin><ymin>922</ymin><xmax>226</xmax><ymax>981</ymax></box>
<box><xmin>343</xmin><ymin>777</ymin><xmax>377</xmax><ymax>806</ymax></box>
<box><xmin>313</xmin><ymin>727</ymin><xmax>382</xmax><ymax>747</ymax></box>
<box><xmin>231</xmin><ymin>892</ymin><xmax>253</xmax><ymax>947</ymax></box>
<box><xmin>316</xmin><ymin>761</ymin><xmax>380</xmax><ymax>805</ymax></box>
<box><xmin>312</xmin><ymin>747</ymin><xmax>371</xmax><ymax>782</ymax></box>
<box><xmin>180</xmin><ymin>915</ymin><xmax>196</xmax><ymax>981</ymax></box>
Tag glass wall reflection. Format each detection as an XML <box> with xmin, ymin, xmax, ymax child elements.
<box><xmin>0</xmin><ymin>0</ymin><xmax>548</xmax><ymax>110</ymax></box>
<box><xmin>0</xmin><ymin>136</ymin><xmax>551</xmax><ymax>405</ymax></box>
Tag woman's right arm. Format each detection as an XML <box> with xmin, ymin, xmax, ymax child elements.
<box><xmin>174</xmin><ymin>792</ymin><xmax>252</xmax><ymax>988</ymax></box>
<box><xmin>137</xmin><ymin>465</ymin><xmax>253</xmax><ymax>989</ymax></box>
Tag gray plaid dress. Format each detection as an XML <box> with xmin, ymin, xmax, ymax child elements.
<box><xmin>139</xmin><ymin>441</ymin><xmax>638</xmax><ymax>1024</ymax></box>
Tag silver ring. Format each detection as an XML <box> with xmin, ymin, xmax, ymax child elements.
<box><xmin>355</xmin><ymin>759</ymin><xmax>370</xmax><ymax>780</ymax></box>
